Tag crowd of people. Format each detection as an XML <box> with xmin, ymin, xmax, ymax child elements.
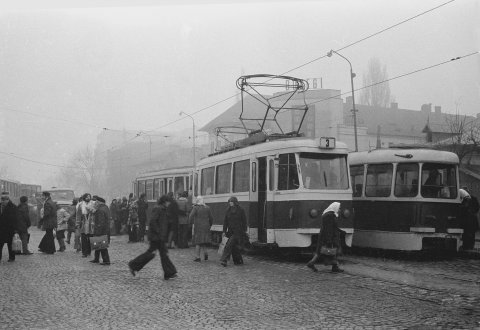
<box><xmin>1</xmin><ymin>187</ymin><xmax>479</xmax><ymax>279</ymax></box>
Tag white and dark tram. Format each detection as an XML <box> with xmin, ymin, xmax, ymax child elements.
<box><xmin>197</xmin><ymin>135</ymin><xmax>354</xmax><ymax>249</ymax></box>
<box><xmin>349</xmin><ymin>148</ymin><xmax>463</xmax><ymax>251</ymax></box>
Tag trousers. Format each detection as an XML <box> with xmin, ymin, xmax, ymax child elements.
<box><xmin>129</xmin><ymin>240</ymin><xmax>177</xmax><ymax>277</ymax></box>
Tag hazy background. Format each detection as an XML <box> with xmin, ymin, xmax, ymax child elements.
<box><xmin>0</xmin><ymin>0</ymin><xmax>478</xmax><ymax>188</ymax></box>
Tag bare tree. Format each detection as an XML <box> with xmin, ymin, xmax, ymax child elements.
<box><xmin>439</xmin><ymin>109</ymin><xmax>480</xmax><ymax>163</ymax></box>
<box><xmin>360</xmin><ymin>57</ymin><xmax>392</xmax><ymax>107</ymax></box>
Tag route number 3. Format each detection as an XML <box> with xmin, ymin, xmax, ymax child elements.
<box><xmin>320</xmin><ymin>137</ymin><xmax>335</xmax><ymax>149</ymax></box>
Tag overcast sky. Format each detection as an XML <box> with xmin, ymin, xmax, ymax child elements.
<box><xmin>0</xmin><ymin>0</ymin><xmax>478</xmax><ymax>186</ymax></box>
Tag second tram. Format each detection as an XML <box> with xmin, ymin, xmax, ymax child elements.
<box><xmin>349</xmin><ymin>148</ymin><xmax>463</xmax><ymax>251</ymax></box>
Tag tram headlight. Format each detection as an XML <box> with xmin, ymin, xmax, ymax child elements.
<box><xmin>309</xmin><ymin>208</ymin><xmax>319</xmax><ymax>218</ymax></box>
<box><xmin>342</xmin><ymin>208</ymin><xmax>351</xmax><ymax>219</ymax></box>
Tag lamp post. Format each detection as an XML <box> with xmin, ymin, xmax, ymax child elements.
<box><xmin>179</xmin><ymin>111</ymin><xmax>196</xmax><ymax>170</ymax></box>
<box><xmin>327</xmin><ymin>49</ymin><xmax>358</xmax><ymax>152</ymax></box>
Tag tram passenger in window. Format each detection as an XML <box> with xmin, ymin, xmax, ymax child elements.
<box><xmin>220</xmin><ymin>196</ymin><xmax>248</xmax><ymax>267</ymax></box>
<box><xmin>421</xmin><ymin>169</ymin><xmax>441</xmax><ymax>197</ymax></box>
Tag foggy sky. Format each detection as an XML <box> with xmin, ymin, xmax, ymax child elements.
<box><xmin>0</xmin><ymin>0</ymin><xmax>478</xmax><ymax>186</ymax></box>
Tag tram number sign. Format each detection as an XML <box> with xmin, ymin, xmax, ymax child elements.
<box><xmin>319</xmin><ymin>137</ymin><xmax>335</xmax><ymax>149</ymax></box>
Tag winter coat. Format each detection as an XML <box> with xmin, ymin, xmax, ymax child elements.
<box><xmin>109</xmin><ymin>202</ymin><xmax>118</xmax><ymax>221</ymax></box>
<box><xmin>81</xmin><ymin>201</ymin><xmax>95</xmax><ymax>235</ymax></box>
<box><xmin>223</xmin><ymin>205</ymin><xmax>247</xmax><ymax>239</ymax></box>
<box><xmin>148</xmin><ymin>204</ymin><xmax>169</xmax><ymax>242</ymax></box>
<box><xmin>67</xmin><ymin>206</ymin><xmax>76</xmax><ymax>231</ymax></box>
<box><xmin>0</xmin><ymin>201</ymin><xmax>18</xmax><ymax>242</ymax></box>
<box><xmin>127</xmin><ymin>200</ymin><xmax>139</xmax><ymax>226</ymax></box>
<box><xmin>317</xmin><ymin>211</ymin><xmax>341</xmax><ymax>249</ymax></box>
<box><xmin>177</xmin><ymin>197</ymin><xmax>190</xmax><ymax>225</ymax></box>
<box><xmin>41</xmin><ymin>198</ymin><xmax>57</xmax><ymax>230</ymax></box>
<box><xmin>93</xmin><ymin>203</ymin><xmax>111</xmax><ymax>236</ymax></box>
<box><xmin>189</xmin><ymin>204</ymin><xmax>214</xmax><ymax>245</ymax></box>
<box><xmin>167</xmin><ymin>199</ymin><xmax>179</xmax><ymax>225</ymax></box>
<box><xmin>16</xmin><ymin>202</ymin><xmax>31</xmax><ymax>233</ymax></box>
<box><xmin>137</xmin><ymin>199</ymin><xmax>148</xmax><ymax>223</ymax></box>
<box><xmin>56</xmin><ymin>207</ymin><xmax>70</xmax><ymax>231</ymax></box>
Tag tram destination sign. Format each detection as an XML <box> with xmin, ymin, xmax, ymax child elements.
<box><xmin>319</xmin><ymin>137</ymin><xmax>335</xmax><ymax>149</ymax></box>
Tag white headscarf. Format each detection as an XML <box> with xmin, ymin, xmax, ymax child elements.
<box><xmin>322</xmin><ymin>202</ymin><xmax>341</xmax><ymax>216</ymax></box>
<box><xmin>459</xmin><ymin>189</ymin><xmax>470</xmax><ymax>201</ymax></box>
<box><xmin>195</xmin><ymin>196</ymin><xmax>206</xmax><ymax>206</ymax></box>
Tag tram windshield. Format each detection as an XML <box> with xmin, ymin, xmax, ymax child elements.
<box><xmin>299</xmin><ymin>153</ymin><xmax>349</xmax><ymax>190</ymax></box>
<box><xmin>421</xmin><ymin>163</ymin><xmax>457</xmax><ymax>199</ymax></box>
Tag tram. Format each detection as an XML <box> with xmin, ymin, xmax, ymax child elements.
<box><xmin>134</xmin><ymin>166</ymin><xmax>193</xmax><ymax>218</ymax></box>
<box><xmin>197</xmin><ymin>135</ymin><xmax>354</xmax><ymax>248</ymax></box>
<box><xmin>0</xmin><ymin>177</ymin><xmax>21</xmax><ymax>203</ymax></box>
<box><xmin>349</xmin><ymin>148</ymin><xmax>463</xmax><ymax>251</ymax></box>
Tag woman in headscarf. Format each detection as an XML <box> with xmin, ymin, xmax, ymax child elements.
<box><xmin>220</xmin><ymin>196</ymin><xmax>248</xmax><ymax>267</ymax></box>
<box><xmin>306</xmin><ymin>202</ymin><xmax>344</xmax><ymax>273</ymax></box>
<box><xmin>189</xmin><ymin>196</ymin><xmax>214</xmax><ymax>262</ymax></box>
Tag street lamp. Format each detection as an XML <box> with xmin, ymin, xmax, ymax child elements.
<box><xmin>327</xmin><ymin>49</ymin><xmax>358</xmax><ymax>152</ymax></box>
<box><xmin>179</xmin><ymin>111</ymin><xmax>196</xmax><ymax>170</ymax></box>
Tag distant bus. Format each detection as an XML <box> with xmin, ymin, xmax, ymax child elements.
<box><xmin>42</xmin><ymin>187</ymin><xmax>76</xmax><ymax>207</ymax></box>
<box><xmin>0</xmin><ymin>177</ymin><xmax>21</xmax><ymax>204</ymax></box>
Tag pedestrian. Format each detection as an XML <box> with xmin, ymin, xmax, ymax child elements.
<box><xmin>459</xmin><ymin>188</ymin><xmax>479</xmax><ymax>250</ymax></box>
<box><xmin>90</xmin><ymin>197</ymin><xmax>111</xmax><ymax>265</ymax></box>
<box><xmin>166</xmin><ymin>192</ymin><xmax>179</xmax><ymax>249</ymax></box>
<box><xmin>306</xmin><ymin>202</ymin><xmax>344</xmax><ymax>273</ymax></box>
<box><xmin>128</xmin><ymin>195</ymin><xmax>177</xmax><ymax>280</ymax></box>
<box><xmin>0</xmin><ymin>192</ymin><xmax>18</xmax><ymax>262</ymax></box>
<box><xmin>74</xmin><ymin>196</ymin><xmax>84</xmax><ymax>253</ymax></box>
<box><xmin>38</xmin><ymin>191</ymin><xmax>57</xmax><ymax>255</ymax></box>
<box><xmin>189</xmin><ymin>196</ymin><xmax>213</xmax><ymax>261</ymax></box>
<box><xmin>127</xmin><ymin>196</ymin><xmax>139</xmax><ymax>243</ymax></box>
<box><xmin>56</xmin><ymin>204</ymin><xmax>70</xmax><ymax>252</ymax></box>
<box><xmin>16</xmin><ymin>195</ymin><xmax>33</xmax><ymax>255</ymax></box>
<box><xmin>109</xmin><ymin>199</ymin><xmax>120</xmax><ymax>236</ymax></box>
<box><xmin>137</xmin><ymin>193</ymin><xmax>148</xmax><ymax>242</ymax></box>
<box><xmin>220</xmin><ymin>196</ymin><xmax>248</xmax><ymax>267</ymax></box>
<box><xmin>176</xmin><ymin>191</ymin><xmax>190</xmax><ymax>249</ymax></box>
<box><xmin>66</xmin><ymin>198</ymin><xmax>78</xmax><ymax>245</ymax></box>
<box><xmin>119</xmin><ymin>196</ymin><xmax>129</xmax><ymax>235</ymax></box>
<box><xmin>79</xmin><ymin>193</ymin><xmax>94</xmax><ymax>258</ymax></box>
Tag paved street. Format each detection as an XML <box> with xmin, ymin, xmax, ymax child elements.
<box><xmin>1</xmin><ymin>228</ymin><xmax>479</xmax><ymax>329</ymax></box>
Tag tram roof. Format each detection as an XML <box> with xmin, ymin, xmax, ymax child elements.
<box><xmin>348</xmin><ymin>148</ymin><xmax>459</xmax><ymax>165</ymax></box>
<box><xmin>198</xmin><ymin>138</ymin><xmax>349</xmax><ymax>166</ymax></box>
<box><xmin>136</xmin><ymin>166</ymin><xmax>193</xmax><ymax>180</ymax></box>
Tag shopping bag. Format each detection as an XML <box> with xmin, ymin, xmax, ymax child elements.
<box><xmin>12</xmin><ymin>234</ymin><xmax>22</xmax><ymax>254</ymax></box>
<box><xmin>217</xmin><ymin>235</ymin><xmax>228</xmax><ymax>255</ymax></box>
<box><xmin>320</xmin><ymin>246</ymin><xmax>337</xmax><ymax>256</ymax></box>
<box><xmin>90</xmin><ymin>235</ymin><xmax>109</xmax><ymax>250</ymax></box>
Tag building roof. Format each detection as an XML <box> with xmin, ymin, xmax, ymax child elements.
<box><xmin>343</xmin><ymin>102</ymin><xmax>474</xmax><ymax>138</ymax></box>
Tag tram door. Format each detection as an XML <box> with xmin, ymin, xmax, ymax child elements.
<box><xmin>257</xmin><ymin>157</ymin><xmax>267</xmax><ymax>243</ymax></box>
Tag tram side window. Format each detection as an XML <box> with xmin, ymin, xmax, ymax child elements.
<box><xmin>153</xmin><ymin>179</ymin><xmax>160</xmax><ymax>200</ymax></box>
<box><xmin>278</xmin><ymin>153</ymin><xmax>299</xmax><ymax>191</ymax></box>
<box><xmin>201</xmin><ymin>167</ymin><xmax>215</xmax><ymax>195</ymax></box>
<box><xmin>365</xmin><ymin>164</ymin><xmax>393</xmax><ymax>197</ymax></box>
<box><xmin>350</xmin><ymin>165</ymin><xmax>364</xmax><ymax>197</ymax></box>
<box><xmin>421</xmin><ymin>163</ymin><xmax>457</xmax><ymax>199</ymax></box>
<box><xmin>146</xmin><ymin>180</ymin><xmax>153</xmax><ymax>200</ymax></box>
<box><xmin>174</xmin><ymin>177</ymin><xmax>185</xmax><ymax>197</ymax></box>
<box><xmin>233</xmin><ymin>160</ymin><xmax>249</xmax><ymax>192</ymax></box>
<box><xmin>216</xmin><ymin>163</ymin><xmax>232</xmax><ymax>194</ymax></box>
<box><xmin>394</xmin><ymin>163</ymin><xmax>419</xmax><ymax>197</ymax></box>
<box><xmin>138</xmin><ymin>180</ymin><xmax>146</xmax><ymax>197</ymax></box>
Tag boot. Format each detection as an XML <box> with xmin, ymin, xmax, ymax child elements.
<box><xmin>331</xmin><ymin>264</ymin><xmax>344</xmax><ymax>273</ymax></box>
<box><xmin>307</xmin><ymin>254</ymin><xmax>319</xmax><ymax>272</ymax></box>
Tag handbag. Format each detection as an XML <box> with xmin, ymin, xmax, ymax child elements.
<box><xmin>320</xmin><ymin>245</ymin><xmax>337</xmax><ymax>256</ymax></box>
<box><xmin>90</xmin><ymin>235</ymin><xmax>109</xmax><ymax>250</ymax></box>
<box><xmin>217</xmin><ymin>235</ymin><xmax>229</xmax><ymax>255</ymax></box>
<box><xmin>12</xmin><ymin>234</ymin><xmax>22</xmax><ymax>253</ymax></box>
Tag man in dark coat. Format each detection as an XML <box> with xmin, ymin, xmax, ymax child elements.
<box><xmin>128</xmin><ymin>195</ymin><xmax>177</xmax><ymax>280</ymax></box>
<box><xmin>166</xmin><ymin>192</ymin><xmax>179</xmax><ymax>248</ymax></box>
<box><xmin>137</xmin><ymin>193</ymin><xmax>148</xmax><ymax>242</ymax></box>
<box><xmin>17</xmin><ymin>196</ymin><xmax>32</xmax><ymax>255</ymax></box>
<box><xmin>38</xmin><ymin>191</ymin><xmax>57</xmax><ymax>254</ymax></box>
<box><xmin>0</xmin><ymin>191</ymin><xmax>18</xmax><ymax>262</ymax></box>
<box><xmin>220</xmin><ymin>196</ymin><xmax>248</xmax><ymax>267</ymax></box>
<box><xmin>90</xmin><ymin>197</ymin><xmax>111</xmax><ymax>265</ymax></box>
